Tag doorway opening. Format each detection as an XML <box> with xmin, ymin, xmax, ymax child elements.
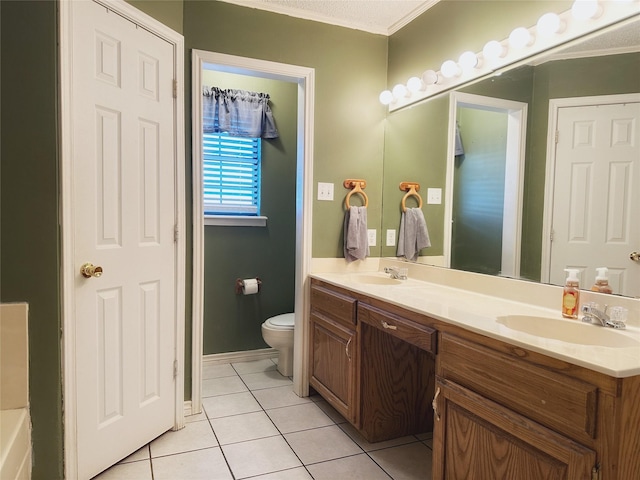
<box><xmin>445</xmin><ymin>92</ymin><xmax>528</xmax><ymax>278</ymax></box>
<box><xmin>190</xmin><ymin>50</ymin><xmax>315</xmax><ymax>415</ymax></box>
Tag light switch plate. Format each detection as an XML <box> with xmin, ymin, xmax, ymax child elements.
<box><xmin>386</xmin><ymin>229</ymin><xmax>396</xmax><ymax>246</ymax></box>
<box><xmin>427</xmin><ymin>188</ymin><xmax>442</xmax><ymax>204</ymax></box>
<box><xmin>317</xmin><ymin>182</ymin><xmax>334</xmax><ymax>201</ymax></box>
<box><xmin>368</xmin><ymin>229</ymin><xmax>377</xmax><ymax>247</ymax></box>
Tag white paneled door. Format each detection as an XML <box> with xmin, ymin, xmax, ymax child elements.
<box><xmin>550</xmin><ymin>102</ymin><xmax>640</xmax><ymax>296</ymax></box>
<box><xmin>70</xmin><ymin>1</ymin><xmax>177</xmax><ymax>478</ymax></box>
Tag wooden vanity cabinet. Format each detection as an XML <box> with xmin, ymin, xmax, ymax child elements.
<box><xmin>309</xmin><ymin>282</ymin><xmax>358</xmax><ymax>424</ymax></box>
<box><xmin>434</xmin><ymin>331</ymin><xmax>640</xmax><ymax>480</ymax></box>
<box><xmin>433</xmin><ymin>377</ymin><xmax>597</xmax><ymax>479</ymax></box>
<box><xmin>309</xmin><ymin>278</ymin><xmax>640</xmax><ymax>478</ymax></box>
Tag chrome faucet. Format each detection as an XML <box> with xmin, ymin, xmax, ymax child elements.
<box><xmin>384</xmin><ymin>266</ymin><xmax>408</xmax><ymax>280</ymax></box>
<box><xmin>581</xmin><ymin>304</ymin><xmax>626</xmax><ymax>329</ymax></box>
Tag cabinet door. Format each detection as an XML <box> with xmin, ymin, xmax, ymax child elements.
<box><xmin>432</xmin><ymin>378</ymin><xmax>596</xmax><ymax>480</ymax></box>
<box><xmin>358</xmin><ymin>306</ymin><xmax>435</xmax><ymax>442</ymax></box>
<box><xmin>309</xmin><ymin>312</ymin><xmax>358</xmax><ymax>424</ymax></box>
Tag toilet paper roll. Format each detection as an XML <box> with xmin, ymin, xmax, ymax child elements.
<box><xmin>242</xmin><ymin>278</ymin><xmax>259</xmax><ymax>295</ymax></box>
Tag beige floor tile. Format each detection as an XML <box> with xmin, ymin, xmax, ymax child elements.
<box><xmin>250</xmin><ymin>467</ymin><xmax>313</xmax><ymax>479</ymax></box>
<box><xmin>423</xmin><ymin>437</ymin><xmax>433</xmax><ymax>450</ymax></box>
<box><xmin>203</xmin><ymin>391</ymin><xmax>262</xmax><ymax>419</ymax></box>
<box><xmin>222</xmin><ymin>436</ymin><xmax>302</xmax><ymax>479</ymax></box>
<box><xmin>202</xmin><ymin>363</ymin><xmax>237</xmax><ymax>379</ymax></box>
<box><xmin>266</xmin><ymin>403</ymin><xmax>333</xmax><ymax>434</ymax></box>
<box><xmin>92</xmin><ymin>460</ymin><xmax>152</xmax><ymax>480</ymax></box>
<box><xmin>338</xmin><ymin>422</ymin><xmax>417</xmax><ymax>452</ymax></box>
<box><xmin>369</xmin><ymin>442</ymin><xmax>433</xmax><ymax>480</ymax></box>
<box><xmin>184</xmin><ymin>411</ymin><xmax>208</xmax><ymax>423</ymax></box>
<box><xmin>202</xmin><ymin>375</ymin><xmax>248</xmax><ymax>397</ymax></box>
<box><xmin>240</xmin><ymin>370</ymin><xmax>293</xmax><ymax>391</ymax></box>
<box><xmin>210</xmin><ymin>411</ymin><xmax>280</xmax><ymax>445</ymax></box>
<box><xmin>117</xmin><ymin>445</ymin><xmax>149</xmax><ymax>464</ymax></box>
<box><xmin>150</xmin><ymin>420</ymin><xmax>218</xmax><ymax>458</ymax></box>
<box><xmin>252</xmin><ymin>385</ymin><xmax>312</xmax><ymax>410</ymax></box>
<box><xmin>232</xmin><ymin>358</ymin><xmax>277</xmax><ymax>374</ymax></box>
<box><xmin>152</xmin><ymin>447</ymin><xmax>232</xmax><ymax>480</ymax></box>
<box><xmin>284</xmin><ymin>425</ymin><xmax>362</xmax><ymax>465</ymax></box>
<box><xmin>305</xmin><ymin>453</ymin><xmax>391</xmax><ymax>480</ymax></box>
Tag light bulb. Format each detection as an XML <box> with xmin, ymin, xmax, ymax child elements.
<box><xmin>379</xmin><ymin>90</ymin><xmax>394</xmax><ymax>105</ymax></box>
<box><xmin>458</xmin><ymin>51</ymin><xmax>479</xmax><ymax>70</ymax></box>
<box><xmin>441</xmin><ymin>60</ymin><xmax>461</xmax><ymax>79</ymax></box>
<box><xmin>537</xmin><ymin>12</ymin><xmax>564</xmax><ymax>37</ymax></box>
<box><xmin>509</xmin><ymin>27</ymin><xmax>534</xmax><ymax>49</ymax></box>
<box><xmin>571</xmin><ymin>0</ymin><xmax>601</xmax><ymax>20</ymax></box>
<box><xmin>421</xmin><ymin>69</ymin><xmax>438</xmax><ymax>85</ymax></box>
<box><xmin>392</xmin><ymin>83</ymin><xmax>409</xmax><ymax>99</ymax></box>
<box><xmin>407</xmin><ymin>76</ymin><xmax>425</xmax><ymax>93</ymax></box>
<box><xmin>483</xmin><ymin>40</ymin><xmax>506</xmax><ymax>61</ymax></box>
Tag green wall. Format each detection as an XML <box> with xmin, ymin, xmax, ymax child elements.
<box><xmin>184</xmin><ymin>1</ymin><xmax>388</xmax><ymax>259</ymax></box>
<box><xmin>387</xmin><ymin>1</ymin><xmax>573</xmax><ymax>88</ymax></box>
<box><xmin>1</xmin><ymin>2</ymin><xmax>63</xmax><ymax>478</ymax></box>
<box><xmin>201</xmin><ymin>72</ymin><xmax>298</xmax><ymax>354</ymax></box>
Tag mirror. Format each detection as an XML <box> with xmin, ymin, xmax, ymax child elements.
<box><xmin>382</xmin><ymin>15</ymin><xmax>640</xmax><ymax>298</ymax></box>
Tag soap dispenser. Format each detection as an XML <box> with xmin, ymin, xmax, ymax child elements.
<box><xmin>591</xmin><ymin>267</ymin><xmax>613</xmax><ymax>294</ymax></box>
<box><xmin>562</xmin><ymin>269</ymin><xmax>580</xmax><ymax>319</ymax></box>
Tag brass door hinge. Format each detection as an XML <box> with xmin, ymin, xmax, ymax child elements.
<box><xmin>591</xmin><ymin>463</ymin><xmax>601</xmax><ymax>480</ymax></box>
<box><xmin>173</xmin><ymin>79</ymin><xmax>177</xmax><ymax>99</ymax></box>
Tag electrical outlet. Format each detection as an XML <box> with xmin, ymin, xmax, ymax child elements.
<box><xmin>427</xmin><ymin>188</ymin><xmax>442</xmax><ymax>204</ymax></box>
<box><xmin>367</xmin><ymin>229</ymin><xmax>377</xmax><ymax>247</ymax></box>
<box><xmin>386</xmin><ymin>229</ymin><xmax>396</xmax><ymax>246</ymax></box>
<box><xmin>317</xmin><ymin>182</ymin><xmax>334</xmax><ymax>201</ymax></box>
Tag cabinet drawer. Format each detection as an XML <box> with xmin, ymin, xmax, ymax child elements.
<box><xmin>438</xmin><ymin>333</ymin><xmax>597</xmax><ymax>443</ymax></box>
<box><xmin>358</xmin><ymin>303</ymin><xmax>436</xmax><ymax>354</ymax></box>
<box><xmin>310</xmin><ymin>284</ymin><xmax>357</xmax><ymax>326</ymax></box>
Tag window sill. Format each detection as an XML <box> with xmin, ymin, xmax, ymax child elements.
<box><xmin>204</xmin><ymin>215</ymin><xmax>268</xmax><ymax>227</ymax></box>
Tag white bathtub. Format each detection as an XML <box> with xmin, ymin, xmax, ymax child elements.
<box><xmin>1</xmin><ymin>303</ymin><xmax>31</xmax><ymax>480</ymax></box>
<box><xmin>0</xmin><ymin>408</ymin><xmax>31</xmax><ymax>479</ymax></box>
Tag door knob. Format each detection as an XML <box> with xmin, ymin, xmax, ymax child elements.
<box><xmin>80</xmin><ymin>263</ymin><xmax>103</xmax><ymax>278</ymax></box>
<box><xmin>630</xmin><ymin>252</ymin><xmax>640</xmax><ymax>262</ymax></box>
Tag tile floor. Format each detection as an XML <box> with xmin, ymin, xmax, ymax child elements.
<box><xmin>93</xmin><ymin>358</ymin><xmax>433</xmax><ymax>480</ymax></box>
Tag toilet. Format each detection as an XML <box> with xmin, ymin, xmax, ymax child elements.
<box><xmin>261</xmin><ymin>313</ymin><xmax>295</xmax><ymax>377</ymax></box>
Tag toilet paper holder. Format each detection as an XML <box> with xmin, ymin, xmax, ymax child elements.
<box><xmin>235</xmin><ymin>277</ymin><xmax>262</xmax><ymax>294</ymax></box>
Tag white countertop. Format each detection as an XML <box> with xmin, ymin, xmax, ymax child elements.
<box><xmin>310</xmin><ymin>267</ymin><xmax>640</xmax><ymax>378</ymax></box>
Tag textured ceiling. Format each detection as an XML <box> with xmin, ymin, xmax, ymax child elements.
<box><xmin>220</xmin><ymin>0</ymin><xmax>440</xmax><ymax>35</ymax></box>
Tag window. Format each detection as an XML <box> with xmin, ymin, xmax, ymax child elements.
<box><xmin>203</xmin><ymin>132</ymin><xmax>261</xmax><ymax>216</ymax></box>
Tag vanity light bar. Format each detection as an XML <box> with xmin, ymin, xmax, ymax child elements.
<box><xmin>382</xmin><ymin>0</ymin><xmax>640</xmax><ymax>112</ymax></box>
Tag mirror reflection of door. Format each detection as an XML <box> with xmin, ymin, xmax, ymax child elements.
<box><xmin>452</xmin><ymin>108</ymin><xmax>507</xmax><ymax>275</ymax></box>
<box><xmin>548</xmin><ymin>99</ymin><xmax>640</xmax><ymax>296</ymax></box>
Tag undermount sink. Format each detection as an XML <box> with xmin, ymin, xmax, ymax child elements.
<box><xmin>350</xmin><ymin>273</ymin><xmax>403</xmax><ymax>286</ymax></box>
<box><xmin>496</xmin><ymin>315</ymin><xmax>639</xmax><ymax>348</ymax></box>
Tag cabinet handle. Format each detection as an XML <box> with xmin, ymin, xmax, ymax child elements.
<box><xmin>345</xmin><ymin>336</ymin><xmax>352</xmax><ymax>361</ymax></box>
<box><xmin>381</xmin><ymin>320</ymin><xmax>398</xmax><ymax>330</ymax></box>
<box><xmin>432</xmin><ymin>387</ymin><xmax>441</xmax><ymax>422</ymax></box>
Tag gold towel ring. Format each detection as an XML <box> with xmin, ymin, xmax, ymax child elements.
<box><xmin>400</xmin><ymin>182</ymin><xmax>423</xmax><ymax>212</ymax></box>
<box><xmin>344</xmin><ymin>179</ymin><xmax>369</xmax><ymax>209</ymax></box>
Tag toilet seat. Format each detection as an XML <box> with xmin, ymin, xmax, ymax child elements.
<box><xmin>264</xmin><ymin>313</ymin><xmax>294</xmax><ymax>330</ymax></box>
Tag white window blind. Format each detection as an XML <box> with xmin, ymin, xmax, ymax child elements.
<box><xmin>203</xmin><ymin>132</ymin><xmax>261</xmax><ymax>215</ymax></box>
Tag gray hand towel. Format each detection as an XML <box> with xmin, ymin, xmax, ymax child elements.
<box><xmin>397</xmin><ymin>208</ymin><xmax>431</xmax><ymax>262</ymax></box>
<box><xmin>344</xmin><ymin>206</ymin><xmax>369</xmax><ymax>262</ymax></box>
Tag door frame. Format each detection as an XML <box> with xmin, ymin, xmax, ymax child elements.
<box><xmin>541</xmin><ymin>93</ymin><xmax>640</xmax><ymax>283</ymax></box>
<box><xmin>445</xmin><ymin>91</ymin><xmax>528</xmax><ymax>277</ymax></box>
<box><xmin>190</xmin><ymin>50</ymin><xmax>314</xmax><ymax>414</ymax></box>
<box><xmin>59</xmin><ymin>1</ymin><xmax>186</xmax><ymax>478</ymax></box>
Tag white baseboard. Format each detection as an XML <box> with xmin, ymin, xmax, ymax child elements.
<box><xmin>202</xmin><ymin>348</ymin><xmax>278</xmax><ymax>367</ymax></box>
